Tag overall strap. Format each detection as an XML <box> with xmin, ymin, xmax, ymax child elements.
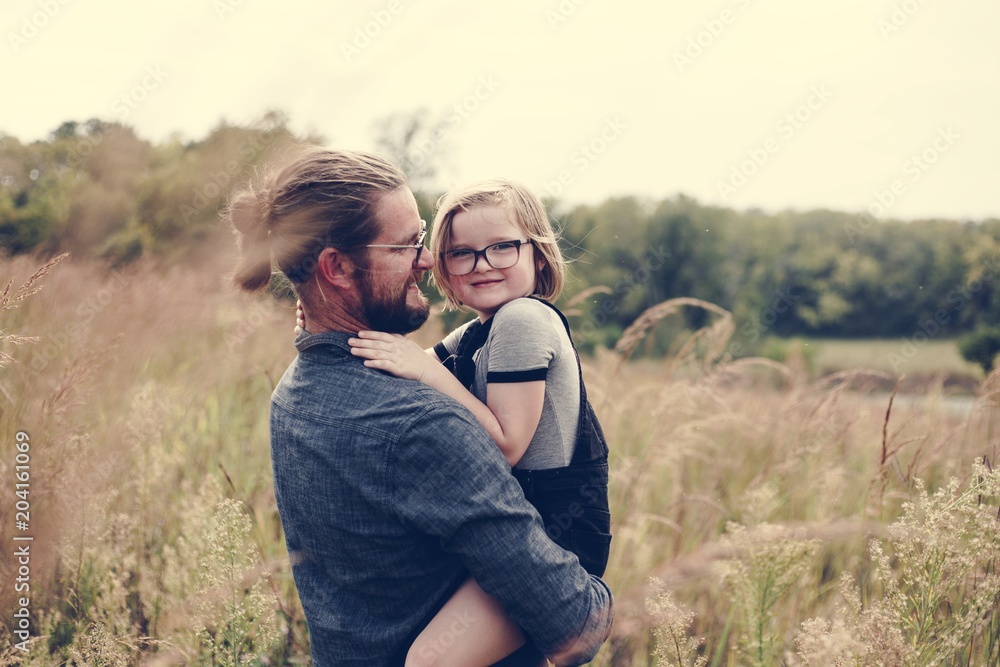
<box><xmin>527</xmin><ymin>297</ymin><xmax>609</xmax><ymax>464</ymax></box>
<box><xmin>438</xmin><ymin>317</ymin><xmax>494</xmax><ymax>391</ymax></box>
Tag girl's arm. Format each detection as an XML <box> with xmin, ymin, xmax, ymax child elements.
<box><xmin>348</xmin><ymin>331</ymin><xmax>542</xmax><ymax>466</ymax></box>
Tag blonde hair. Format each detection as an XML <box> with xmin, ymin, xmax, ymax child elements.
<box><xmin>225</xmin><ymin>145</ymin><xmax>406</xmax><ymax>295</ymax></box>
<box><xmin>430</xmin><ymin>178</ymin><xmax>564</xmax><ymax>310</ymax></box>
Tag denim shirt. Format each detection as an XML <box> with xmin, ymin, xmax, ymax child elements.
<box><xmin>270</xmin><ymin>331</ymin><xmax>614</xmax><ymax>666</ymax></box>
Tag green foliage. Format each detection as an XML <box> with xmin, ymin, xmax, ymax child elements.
<box><xmin>753</xmin><ymin>336</ymin><xmax>817</xmax><ymax>371</ymax></box>
<box><xmin>0</xmin><ymin>169</ymin><xmax>71</xmax><ymax>255</ymax></box>
<box><xmin>958</xmin><ymin>327</ymin><xmax>1000</xmax><ymax>374</ymax></box>
<box><xmin>0</xmin><ymin>112</ymin><xmax>295</xmax><ymax>263</ymax></box>
<box><xmin>3</xmin><ymin>112</ymin><xmax>1000</xmax><ymax>344</ymax></box>
<box><xmin>557</xmin><ymin>196</ymin><xmax>1000</xmax><ymax>348</ymax></box>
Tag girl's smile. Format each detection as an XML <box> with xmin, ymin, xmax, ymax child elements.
<box><xmin>447</xmin><ymin>205</ymin><xmax>539</xmax><ymax>320</ymax></box>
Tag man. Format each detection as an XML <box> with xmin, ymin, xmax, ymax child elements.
<box><xmin>230</xmin><ymin>148</ymin><xmax>613</xmax><ymax>665</ymax></box>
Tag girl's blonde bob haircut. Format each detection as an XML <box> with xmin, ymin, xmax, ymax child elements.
<box><xmin>430</xmin><ymin>178</ymin><xmax>565</xmax><ymax>311</ymax></box>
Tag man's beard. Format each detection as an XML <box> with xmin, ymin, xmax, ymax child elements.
<box><xmin>358</xmin><ymin>272</ymin><xmax>430</xmax><ymax>335</ymax></box>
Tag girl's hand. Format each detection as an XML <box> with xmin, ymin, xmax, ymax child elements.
<box><xmin>348</xmin><ymin>331</ymin><xmax>439</xmax><ymax>383</ymax></box>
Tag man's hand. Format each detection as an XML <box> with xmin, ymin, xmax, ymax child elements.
<box><xmin>348</xmin><ymin>331</ymin><xmax>440</xmax><ymax>383</ymax></box>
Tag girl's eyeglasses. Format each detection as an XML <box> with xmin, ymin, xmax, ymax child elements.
<box><xmin>441</xmin><ymin>239</ymin><xmax>531</xmax><ymax>276</ymax></box>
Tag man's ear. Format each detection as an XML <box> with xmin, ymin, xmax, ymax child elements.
<box><xmin>315</xmin><ymin>247</ymin><xmax>356</xmax><ymax>290</ymax></box>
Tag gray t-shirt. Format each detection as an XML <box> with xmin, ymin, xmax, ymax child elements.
<box><xmin>438</xmin><ymin>298</ymin><xmax>580</xmax><ymax>470</ymax></box>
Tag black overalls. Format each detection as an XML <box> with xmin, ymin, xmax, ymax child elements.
<box><xmin>435</xmin><ymin>297</ymin><xmax>612</xmax><ymax>577</ymax></box>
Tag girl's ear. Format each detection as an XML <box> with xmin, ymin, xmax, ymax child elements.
<box><xmin>534</xmin><ymin>255</ymin><xmax>548</xmax><ymax>294</ymax></box>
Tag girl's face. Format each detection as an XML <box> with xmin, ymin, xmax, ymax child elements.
<box><xmin>446</xmin><ymin>204</ymin><xmax>541</xmax><ymax>320</ymax></box>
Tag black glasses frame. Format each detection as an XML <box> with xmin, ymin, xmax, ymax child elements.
<box><xmin>441</xmin><ymin>239</ymin><xmax>531</xmax><ymax>276</ymax></box>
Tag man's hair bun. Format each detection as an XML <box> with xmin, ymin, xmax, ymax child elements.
<box><xmin>227</xmin><ymin>186</ymin><xmax>275</xmax><ymax>293</ymax></box>
<box><xmin>229</xmin><ymin>189</ymin><xmax>268</xmax><ymax>235</ymax></box>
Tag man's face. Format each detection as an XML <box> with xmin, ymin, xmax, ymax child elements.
<box><xmin>356</xmin><ymin>187</ymin><xmax>434</xmax><ymax>334</ymax></box>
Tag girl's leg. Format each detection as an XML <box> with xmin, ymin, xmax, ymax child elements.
<box><xmin>406</xmin><ymin>576</ymin><xmax>526</xmax><ymax>667</ymax></box>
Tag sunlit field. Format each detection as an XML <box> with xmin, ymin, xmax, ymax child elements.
<box><xmin>1</xmin><ymin>253</ymin><xmax>998</xmax><ymax>666</ymax></box>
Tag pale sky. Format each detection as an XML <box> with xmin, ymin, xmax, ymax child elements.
<box><xmin>4</xmin><ymin>0</ymin><xmax>998</xmax><ymax>220</ymax></box>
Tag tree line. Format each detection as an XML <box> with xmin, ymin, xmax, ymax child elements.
<box><xmin>1</xmin><ymin>113</ymin><xmax>998</xmax><ymax>356</ymax></box>
<box><xmin>556</xmin><ymin>195</ymin><xmax>1000</xmax><ymax>355</ymax></box>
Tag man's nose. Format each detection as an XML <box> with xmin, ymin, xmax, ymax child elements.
<box><xmin>415</xmin><ymin>245</ymin><xmax>434</xmax><ymax>271</ymax></box>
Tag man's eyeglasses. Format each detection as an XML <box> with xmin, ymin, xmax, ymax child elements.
<box><xmin>441</xmin><ymin>239</ymin><xmax>531</xmax><ymax>276</ymax></box>
<box><xmin>361</xmin><ymin>219</ymin><xmax>428</xmax><ymax>268</ymax></box>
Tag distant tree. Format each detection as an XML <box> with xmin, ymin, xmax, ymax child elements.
<box><xmin>0</xmin><ymin>169</ymin><xmax>70</xmax><ymax>255</ymax></box>
<box><xmin>52</xmin><ymin>120</ymin><xmax>79</xmax><ymax>140</ymax></box>
<box><xmin>3</xmin><ymin>114</ymin><xmax>1000</xmax><ymax>352</ymax></box>
<box><xmin>958</xmin><ymin>327</ymin><xmax>1000</xmax><ymax>375</ymax></box>
<box><xmin>83</xmin><ymin>118</ymin><xmax>116</xmax><ymax>136</ymax></box>
<box><xmin>372</xmin><ymin>109</ymin><xmax>451</xmax><ymax>191</ymax></box>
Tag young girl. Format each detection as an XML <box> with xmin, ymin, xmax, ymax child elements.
<box><xmin>347</xmin><ymin>179</ymin><xmax>611</xmax><ymax>666</ymax></box>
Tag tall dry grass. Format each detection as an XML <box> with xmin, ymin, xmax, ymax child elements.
<box><xmin>593</xmin><ymin>298</ymin><xmax>1000</xmax><ymax>666</ymax></box>
<box><xmin>0</xmin><ymin>251</ymin><xmax>302</xmax><ymax>665</ymax></box>
<box><xmin>0</xmin><ymin>256</ymin><xmax>997</xmax><ymax>665</ymax></box>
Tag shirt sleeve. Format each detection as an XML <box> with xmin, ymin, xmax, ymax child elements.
<box><xmin>388</xmin><ymin>401</ymin><xmax>613</xmax><ymax>662</ymax></box>
<box><xmin>486</xmin><ymin>298</ymin><xmax>563</xmax><ymax>384</ymax></box>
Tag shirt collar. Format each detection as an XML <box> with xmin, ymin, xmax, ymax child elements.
<box><xmin>294</xmin><ymin>330</ymin><xmax>354</xmax><ymax>355</ymax></box>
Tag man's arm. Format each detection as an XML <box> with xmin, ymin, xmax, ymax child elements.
<box><xmin>389</xmin><ymin>401</ymin><xmax>614</xmax><ymax>664</ymax></box>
